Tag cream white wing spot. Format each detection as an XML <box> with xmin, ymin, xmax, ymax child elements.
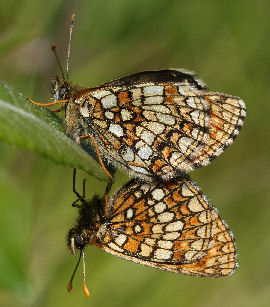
<box><xmin>188</xmin><ymin>197</ymin><xmax>204</xmax><ymax>212</ymax></box>
<box><xmin>143</xmin><ymin>110</ymin><xmax>156</xmax><ymax>121</ymax></box>
<box><xmin>140</xmin><ymin>244</ymin><xmax>153</xmax><ymax>257</ymax></box>
<box><xmin>149</xmin><ymin>105</ymin><xmax>170</xmax><ymax>113</ymax></box>
<box><xmin>217</xmin><ymin>233</ymin><xmax>227</xmax><ymax>242</ymax></box>
<box><xmin>121</xmin><ymin>109</ymin><xmax>132</xmax><ymax>121</ymax></box>
<box><xmin>109</xmin><ymin>123</ymin><xmax>124</xmax><ymax>137</ymax></box>
<box><xmin>145</xmin><ymin>238</ymin><xmax>155</xmax><ymax>246</ymax></box>
<box><xmin>134</xmin><ymin>190</ymin><xmax>142</xmax><ymax>198</ymax></box>
<box><xmin>134</xmin><ymin>224</ymin><xmax>142</xmax><ymax>233</ymax></box>
<box><xmin>198</xmin><ymin>211</ymin><xmax>209</xmax><ymax>223</ymax></box>
<box><xmin>152</xmin><ymin>188</ymin><xmax>165</xmax><ymax>201</ymax></box>
<box><xmin>101</xmin><ymin>94</ymin><xmax>117</xmax><ymax>108</ymax></box>
<box><xmin>154</xmin><ymin>202</ymin><xmax>167</xmax><ymax>213</ymax></box>
<box><xmin>196</xmin><ymin>225</ymin><xmax>207</xmax><ymax>238</ymax></box>
<box><xmin>140</xmin><ymin>183</ymin><xmax>151</xmax><ymax>193</ymax></box>
<box><xmin>190</xmin><ymin>110</ymin><xmax>200</xmax><ymax>124</ymax></box>
<box><xmin>201</xmin><ymin>98</ymin><xmax>210</xmax><ymax>110</ymax></box>
<box><xmin>225</xmin><ymin>138</ymin><xmax>233</xmax><ymax>146</ymax></box>
<box><xmin>146</xmin><ymin>122</ymin><xmax>165</xmax><ymax>134</ymax></box>
<box><xmin>105</xmin><ymin>111</ymin><xmax>114</xmax><ymax>119</ymax></box>
<box><xmin>138</xmin><ymin>145</ymin><xmax>153</xmax><ymax>160</ymax></box>
<box><xmin>156</xmin><ymin>113</ymin><xmax>176</xmax><ymax>125</ymax></box>
<box><xmin>126</xmin><ymin>208</ymin><xmax>135</xmax><ymax>219</ymax></box>
<box><xmin>163</xmin><ymin>232</ymin><xmax>181</xmax><ymax>240</ymax></box>
<box><xmin>152</xmin><ymin>224</ymin><xmax>164</xmax><ymax>234</ymax></box>
<box><xmin>165</xmin><ymin>221</ymin><xmax>184</xmax><ymax>232</ymax></box>
<box><xmin>129</xmin><ymin>165</ymin><xmax>150</xmax><ymax>175</ymax></box>
<box><xmin>132</xmin><ymin>100</ymin><xmax>141</xmax><ymax>107</ymax></box>
<box><xmin>158</xmin><ymin>212</ymin><xmax>175</xmax><ymax>223</ymax></box>
<box><xmin>186</xmin><ymin>97</ymin><xmax>197</xmax><ymax>108</ymax></box>
<box><xmin>145</xmin><ymin>96</ymin><xmax>164</xmax><ymax>104</ymax></box>
<box><xmin>184</xmin><ymin>250</ymin><xmax>199</xmax><ymax>261</ymax></box>
<box><xmin>115</xmin><ymin>234</ymin><xmax>128</xmax><ymax>246</ymax></box>
<box><xmin>191</xmin><ymin>128</ymin><xmax>199</xmax><ymax>138</ymax></box>
<box><xmin>91</xmin><ymin>90</ymin><xmax>111</xmax><ymax>99</ymax></box>
<box><xmin>80</xmin><ymin>104</ymin><xmax>89</xmax><ymax>117</ymax></box>
<box><xmin>140</xmin><ymin>130</ymin><xmax>155</xmax><ymax>145</ymax></box>
<box><xmin>130</xmin><ymin>88</ymin><xmax>142</xmax><ymax>101</ymax></box>
<box><xmin>181</xmin><ymin>183</ymin><xmax>195</xmax><ymax>197</ymax></box>
<box><xmin>178</xmin><ymin>86</ymin><xmax>187</xmax><ymax>96</ymax></box>
<box><xmin>122</xmin><ymin>147</ymin><xmax>135</xmax><ymax>162</ymax></box>
<box><xmin>237</xmin><ymin>118</ymin><xmax>244</xmax><ymax>126</ymax></box>
<box><xmin>178</xmin><ymin>137</ymin><xmax>193</xmax><ymax>152</ymax></box>
<box><xmin>157</xmin><ymin>240</ymin><xmax>173</xmax><ymax>249</ymax></box>
<box><xmin>191</xmin><ymin>239</ymin><xmax>204</xmax><ymax>250</ymax></box>
<box><xmin>154</xmin><ymin>248</ymin><xmax>173</xmax><ymax>260</ymax></box>
<box><xmin>143</xmin><ymin>85</ymin><xmax>164</xmax><ymax>96</ymax></box>
<box><xmin>201</xmin><ymin>158</ymin><xmax>210</xmax><ymax>166</ymax></box>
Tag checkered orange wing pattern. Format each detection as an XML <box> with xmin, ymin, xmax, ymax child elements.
<box><xmin>75</xmin><ymin>69</ymin><xmax>246</xmax><ymax>180</ymax></box>
<box><xmin>92</xmin><ymin>177</ymin><xmax>237</xmax><ymax>276</ymax></box>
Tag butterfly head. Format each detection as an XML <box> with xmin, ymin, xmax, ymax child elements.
<box><xmin>51</xmin><ymin>77</ymin><xmax>72</xmax><ymax>101</ymax></box>
<box><xmin>67</xmin><ymin>228</ymin><xmax>87</xmax><ymax>256</ymax></box>
<box><xmin>67</xmin><ymin>228</ymin><xmax>90</xmax><ymax>297</ymax></box>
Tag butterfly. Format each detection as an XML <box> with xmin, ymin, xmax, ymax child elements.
<box><xmin>29</xmin><ymin>68</ymin><xmax>246</xmax><ymax>181</ymax></box>
<box><xmin>67</xmin><ymin>170</ymin><xmax>237</xmax><ymax>296</ymax></box>
<box><xmin>28</xmin><ymin>15</ymin><xmax>246</xmax><ymax>181</ymax></box>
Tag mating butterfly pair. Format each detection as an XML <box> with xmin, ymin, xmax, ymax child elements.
<box><xmin>29</xmin><ymin>69</ymin><xmax>245</xmax><ymax>296</ymax></box>
<box><xmin>58</xmin><ymin>68</ymin><xmax>244</xmax><ymax>296</ymax></box>
<box><xmin>28</xmin><ymin>16</ymin><xmax>245</xmax><ymax>297</ymax></box>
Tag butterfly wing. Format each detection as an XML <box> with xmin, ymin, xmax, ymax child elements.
<box><xmin>93</xmin><ymin>177</ymin><xmax>237</xmax><ymax>276</ymax></box>
<box><xmin>171</xmin><ymin>209</ymin><xmax>237</xmax><ymax>277</ymax></box>
<box><xmin>78</xmin><ymin>69</ymin><xmax>246</xmax><ymax>180</ymax></box>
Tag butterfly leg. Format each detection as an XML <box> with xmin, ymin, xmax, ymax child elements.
<box><xmin>80</xmin><ymin>134</ymin><xmax>114</xmax><ymax>183</ymax></box>
<box><xmin>72</xmin><ymin>168</ymin><xmax>87</xmax><ymax>207</ymax></box>
<box><xmin>103</xmin><ymin>178</ymin><xmax>113</xmax><ymax>216</ymax></box>
<box><xmin>80</xmin><ymin>135</ymin><xmax>115</xmax><ymax>215</ymax></box>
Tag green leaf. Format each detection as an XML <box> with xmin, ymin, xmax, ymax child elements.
<box><xmin>0</xmin><ymin>81</ymin><xmax>107</xmax><ymax>181</ymax></box>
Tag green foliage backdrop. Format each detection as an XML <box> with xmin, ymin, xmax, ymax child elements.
<box><xmin>0</xmin><ymin>0</ymin><xmax>269</xmax><ymax>306</ymax></box>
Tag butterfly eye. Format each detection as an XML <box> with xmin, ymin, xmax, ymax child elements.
<box><xmin>74</xmin><ymin>235</ymin><xmax>86</xmax><ymax>250</ymax></box>
<box><xmin>59</xmin><ymin>86</ymin><xmax>68</xmax><ymax>98</ymax></box>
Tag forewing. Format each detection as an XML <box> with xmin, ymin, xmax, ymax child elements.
<box><xmin>79</xmin><ymin>69</ymin><xmax>246</xmax><ymax>180</ymax></box>
<box><xmin>93</xmin><ymin>178</ymin><xmax>237</xmax><ymax>276</ymax></box>
<box><xmin>96</xmin><ymin>178</ymin><xmax>216</xmax><ymax>265</ymax></box>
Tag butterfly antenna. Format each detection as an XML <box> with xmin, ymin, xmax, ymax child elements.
<box><xmin>67</xmin><ymin>249</ymin><xmax>82</xmax><ymax>293</ymax></box>
<box><xmin>82</xmin><ymin>250</ymin><xmax>90</xmax><ymax>297</ymax></box>
<box><xmin>67</xmin><ymin>14</ymin><xmax>75</xmax><ymax>80</ymax></box>
<box><xmin>27</xmin><ymin>97</ymin><xmax>69</xmax><ymax>106</ymax></box>
<box><xmin>51</xmin><ymin>43</ymin><xmax>66</xmax><ymax>82</ymax></box>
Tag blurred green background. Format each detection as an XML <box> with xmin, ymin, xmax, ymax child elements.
<box><xmin>0</xmin><ymin>0</ymin><xmax>269</xmax><ymax>306</ymax></box>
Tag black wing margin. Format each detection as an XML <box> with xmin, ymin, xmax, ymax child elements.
<box><xmin>100</xmin><ymin>69</ymin><xmax>207</xmax><ymax>90</ymax></box>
